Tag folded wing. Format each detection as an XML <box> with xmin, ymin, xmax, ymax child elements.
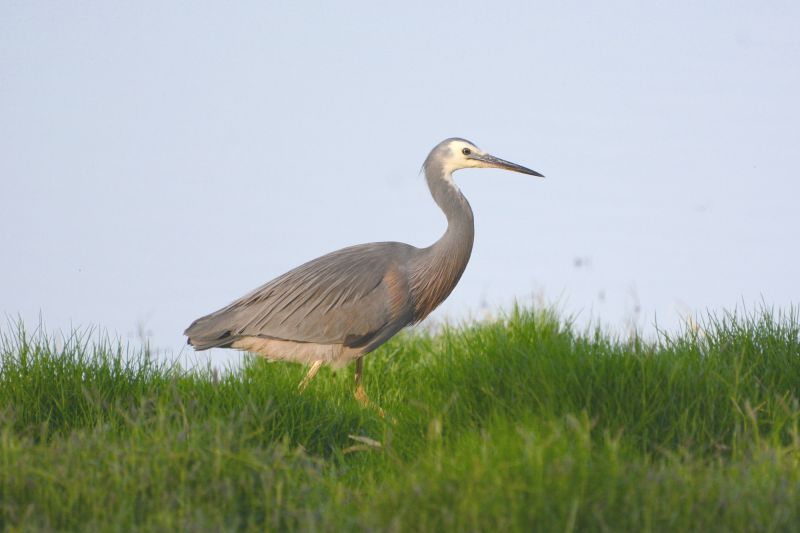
<box><xmin>184</xmin><ymin>242</ymin><xmax>417</xmax><ymax>352</ymax></box>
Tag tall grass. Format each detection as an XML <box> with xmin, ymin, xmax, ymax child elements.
<box><xmin>1</xmin><ymin>307</ymin><xmax>799</xmax><ymax>531</ymax></box>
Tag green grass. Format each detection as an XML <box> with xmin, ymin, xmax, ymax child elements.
<box><xmin>1</xmin><ymin>306</ymin><xmax>799</xmax><ymax>531</ymax></box>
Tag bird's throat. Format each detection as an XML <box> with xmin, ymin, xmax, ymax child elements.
<box><xmin>409</xmin><ymin>168</ymin><xmax>475</xmax><ymax>321</ymax></box>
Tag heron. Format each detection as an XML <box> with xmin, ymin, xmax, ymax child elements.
<box><xmin>184</xmin><ymin>138</ymin><xmax>543</xmax><ymax>407</ymax></box>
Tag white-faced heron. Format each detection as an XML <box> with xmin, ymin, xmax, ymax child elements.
<box><xmin>184</xmin><ymin>138</ymin><xmax>543</xmax><ymax>407</ymax></box>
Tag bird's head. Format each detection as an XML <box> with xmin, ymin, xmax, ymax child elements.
<box><xmin>425</xmin><ymin>138</ymin><xmax>544</xmax><ymax>178</ymax></box>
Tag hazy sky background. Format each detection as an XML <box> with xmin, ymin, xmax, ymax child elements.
<box><xmin>2</xmin><ymin>1</ymin><xmax>798</xmax><ymax>368</ymax></box>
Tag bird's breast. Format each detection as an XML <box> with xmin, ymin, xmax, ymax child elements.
<box><xmin>409</xmin><ymin>248</ymin><xmax>471</xmax><ymax>322</ymax></box>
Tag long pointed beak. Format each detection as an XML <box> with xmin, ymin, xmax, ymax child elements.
<box><xmin>473</xmin><ymin>153</ymin><xmax>544</xmax><ymax>177</ymax></box>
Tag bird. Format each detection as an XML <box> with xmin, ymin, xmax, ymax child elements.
<box><xmin>184</xmin><ymin>138</ymin><xmax>543</xmax><ymax>407</ymax></box>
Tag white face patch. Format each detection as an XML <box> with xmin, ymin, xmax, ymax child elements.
<box><xmin>439</xmin><ymin>140</ymin><xmax>486</xmax><ymax>180</ymax></box>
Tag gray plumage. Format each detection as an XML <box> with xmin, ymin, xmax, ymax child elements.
<box><xmin>185</xmin><ymin>242</ymin><xmax>417</xmax><ymax>353</ymax></box>
<box><xmin>184</xmin><ymin>138</ymin><xmax>542</xmax><ymax>397</ymax></box>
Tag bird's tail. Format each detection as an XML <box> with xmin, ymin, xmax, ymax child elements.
<box><xmin>184</xmin><ymin>315</ymin><xmax>237</xmax><ymax>350</ymax></box>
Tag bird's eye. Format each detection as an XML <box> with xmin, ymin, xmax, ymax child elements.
<box><xmin>462</xmin><ymin>148</ymin><xmax>471</xmax><ymax>155</ymax></box>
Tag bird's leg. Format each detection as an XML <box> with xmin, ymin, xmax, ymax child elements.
<box><xmin>353</xmin><ymin>358</ymin><xmax>385</xmax><ymax>417</ymax></box>
<box><xmin>354</xmin><ymin>357</ymin><xmax>369</xmax><ymax>405</ymax></box>
<box><xmin>298</xmin><ymin>360</ymin><xmax>323</xmax><ymax>392</ymax></box>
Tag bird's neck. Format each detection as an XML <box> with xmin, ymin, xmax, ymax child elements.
<box><xmin>410</xmin><ymin>163</ymin><xmax>475</xmax><ymax>321</ymax></box>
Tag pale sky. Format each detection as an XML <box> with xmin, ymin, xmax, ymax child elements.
<box><xmin>2</xmin><ymin>1</ymin><xmax>798</xmax><ymax>368</ymax></box>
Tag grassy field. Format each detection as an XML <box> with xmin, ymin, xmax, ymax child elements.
<box><xmin>1</xmin><ymin>306</ymin><xmax>799</xmax><ymax>532</ymax></box>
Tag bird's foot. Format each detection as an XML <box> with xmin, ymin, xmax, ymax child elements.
<box><xmin>354</xmin><ymin>384</ymin><xmax>385</xmax><ymax>418</ymax></box>
<box><xmin>354</xmin><ymin>384</ymin><xmax>369</xmax><ymax>405</ymax></box>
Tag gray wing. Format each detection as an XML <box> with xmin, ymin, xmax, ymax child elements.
<box><xmin>184</xmin><ymin>242</ymin><xmax>417</xmax><ymax>351</ymax></box>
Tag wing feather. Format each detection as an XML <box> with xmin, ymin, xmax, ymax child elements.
<box><xmin>184</xmin><ymin>242</ymin><xmax>416</xmax><ymax>350</ymax></box>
